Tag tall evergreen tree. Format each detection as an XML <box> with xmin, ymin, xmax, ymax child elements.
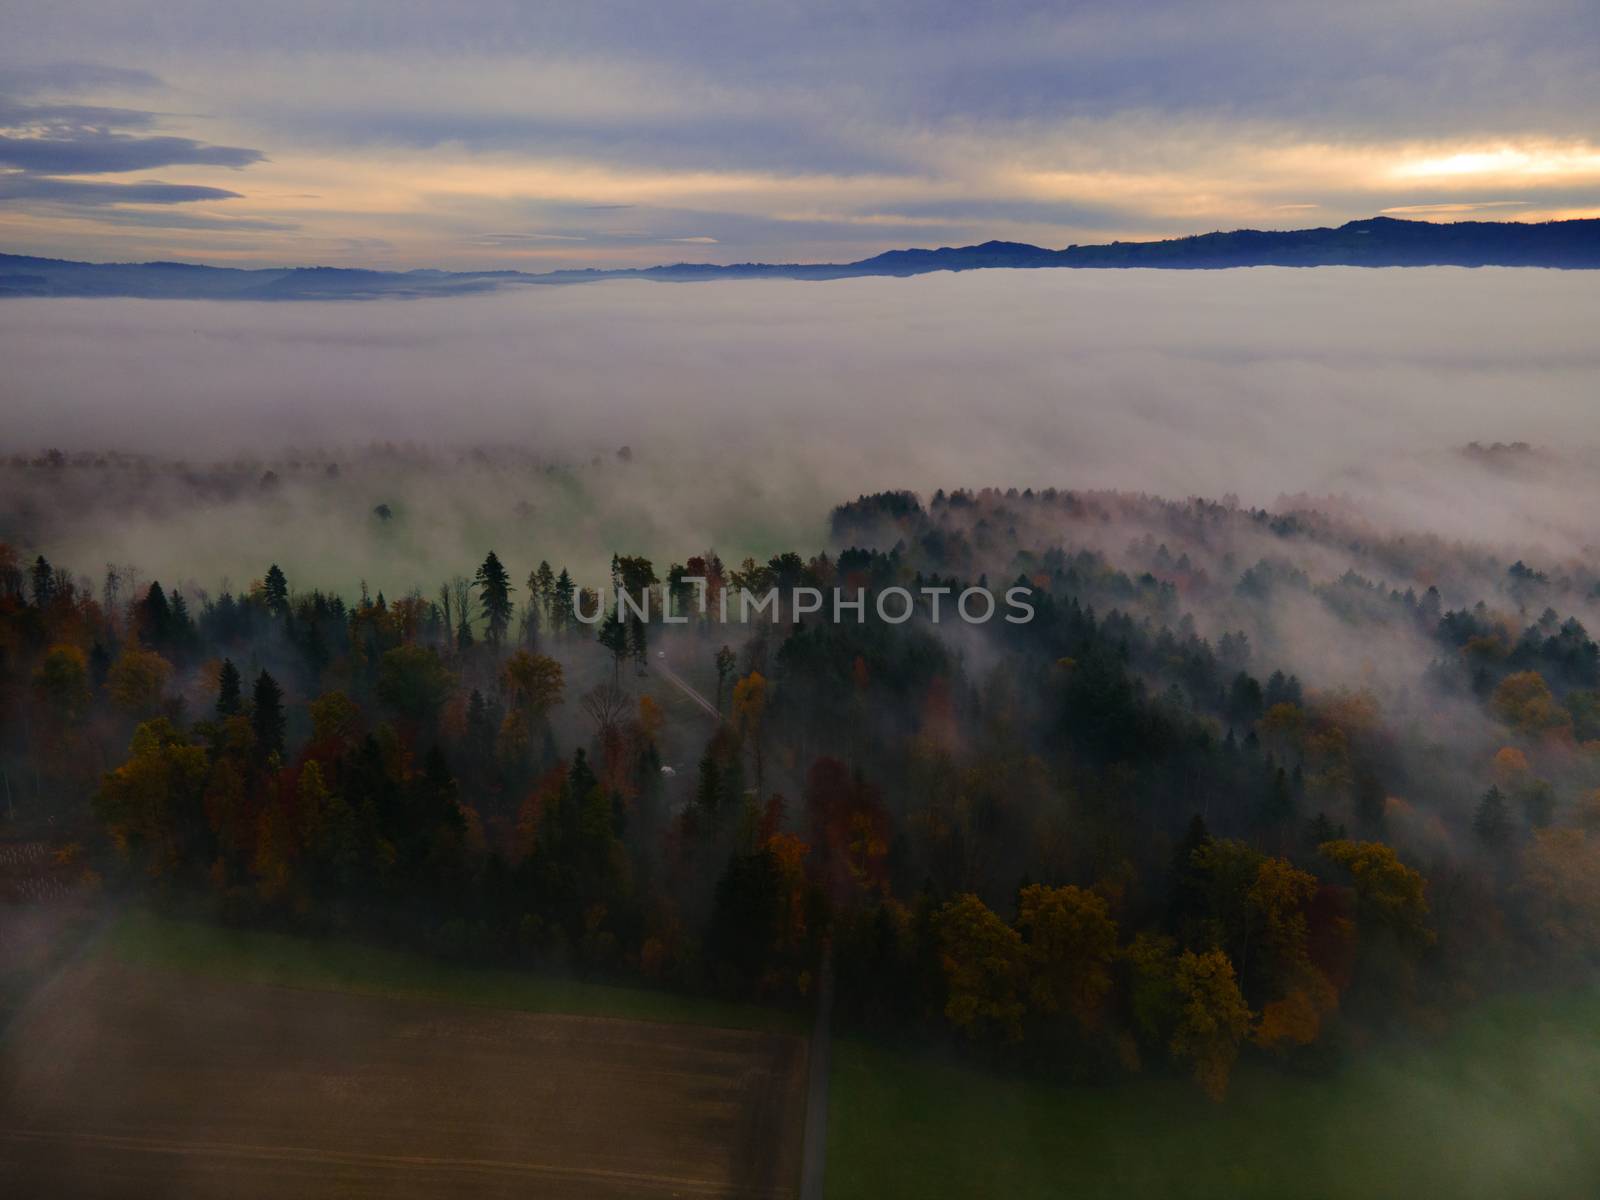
<box><xmin>1473</xmin><ymin>785</ymin><xmax>1512</xmax><ymax>848</ymax></box>
<box><xmin>263</xmin><ymin>564</ymin><xmax>289</xmax><ymax>617</ymax></box>
<box><xmin>30</xmin><ymin>554</ymin><xmax>54</xmax><ymax>608</ymax></box>
<box><xmin>139</xmin><ymin>582</ymin><xmax>173</xmax><ymax>651</ymax></box>
<box><xmin>252</xmin><ymin>669</ymin><xmax>287</xmax><ymax>759</ymax></box>
<box><xmin>532</xmin><ymin>561</ymin><xmax>556</xmax><ymax>626</ymax></box>
<box><xmin>216</xmin><ymin>658</ymin><xmax>243</xmax><ymax>717</ymax></box>
<box><xmin>715</xmin><ymin>645</ymin><xmax>737</xmax><ymax>714</ymax></box>
<box><xmin>475</xmin><ymin>551</ymin><xmax>515</xmax><ymax>646</ymax></box>
<box><xmin>627</xmin><ymin>615</ymin><xmax>648</xmax><ymax>671</ymax></box>
<box><xmin>599</xmin><ymin>606</ymin><xmax>629</xmax><ymax>682</ymax></box>
<box><xmin>551</xmin><ymin>568</ymin><xmax>575</xmax><ymax>634</ymax></box>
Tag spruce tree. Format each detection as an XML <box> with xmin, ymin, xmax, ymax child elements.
<box><xmin>217</xmin><ymin>658</ymin><xmax>243</xmax><ymax>717</ymax></box>
<box><xmin>252</xmin><ymin>669</ymin><xmax>287</xmax><ymax>759</ymax></box>
<box><xmin>1473</xmin><ymin>785</ymin><xmax>1511</xmax><ymax>848</ymax></box>
<box><xmin>264</xmin><ymin>564</ymin><xmax>289</xmax><ymax>617</ymax></box>
<box><xmin>552</xmin><ymin>568</ymin><xmax>576</xmax><ymax>635</ymax></box>
<box><xmin>475</xmin><ymin>551</ymin><xmax>514</xmax><ymax>645</ymax></box>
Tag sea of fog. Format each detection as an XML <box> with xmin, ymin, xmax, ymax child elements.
<box><xmin>2</xmin><ymin>267</ymin><xmax>1597</xmax><ymax>589</ymax></box>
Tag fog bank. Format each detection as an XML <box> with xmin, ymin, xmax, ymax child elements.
<box><xmin>2</xmin><ymin>267</ymin><xmax>1597</xmax><ymax>587</ymax></box>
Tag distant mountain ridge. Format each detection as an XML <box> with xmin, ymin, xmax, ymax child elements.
<box><xmin>4</xmin><ymin>216</ymin><xmax>1598</xmax><ymax>300</ymax></box>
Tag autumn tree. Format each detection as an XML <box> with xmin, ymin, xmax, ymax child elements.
<box><xmin>96</xmin><ymin>718</ymin><xmax>210</xmax><ymax>876</ymax></box>
<box><xmin>502</xmin><ymin>650</ymin><xmax>565</xmax><ymax>719</ymax></box>
<box><xmin>1513</xmin><ymin>823</ymin><xmax>1600</xmax><ymax>965</ymax></box>
<box><xmin>1319</xmin><ymin>839</ymin><xmax>1434</xmax><ymax>948</ymax></box>
<box><xmin>937</xmin><ymin>893</ymin><xmax>1026</xmax><ymax>1041</ymax></box>
<box><xmin>1169</xmin><ymin>949</ymin><xmax>1253</xmax><ymax>1100</ymax></box>
<box><xmin>309</xmin><ymin>690</ymin><xmax>361</xmax><ymax>746</ymax></box>
<box><xmin>106</xmin><ymin>646</ymin><xmax>172</xmax><ymax>718</ymax></box>
<box><xmin>733</xmin><ymin>672</ymin><xmax>769</xmax><ymax>793</ymax></box>
<box><xmin>1492</xmin><ymin>671</ymin><xmax>1571</xmax><ymax>736</ymax></box>
<box><xmin>1017</xmin><ymin>883</ymin><xmax>1118</xmax><ymax>1034</ymax></box>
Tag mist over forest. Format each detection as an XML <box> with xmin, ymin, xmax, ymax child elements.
<box><xmin>9</xmin><ymin>0</ymin><xmax>1600</xmax><ymax>1192</ymax></box>
<box><xmin>6</xmin><ymin>266</ymin><xmax>1600</xmax><ymax>1196</ymax></box>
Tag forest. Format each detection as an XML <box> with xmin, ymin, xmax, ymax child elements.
<box><xmin>6</xmin><ymin>456</ymin><xmax>1600</xmax><ymax>1104</ymax></box>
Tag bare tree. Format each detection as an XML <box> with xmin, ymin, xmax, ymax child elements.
<box><xmin>436</xmin><ymin>581</ymin><xmax>454</xmax><ymax>643</ymax></box>
<box><xmin>579</xmin><ymin>681</ymin><xmax>630</xmax><ymax>744</ymax></box>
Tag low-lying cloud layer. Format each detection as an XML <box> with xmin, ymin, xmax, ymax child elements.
<box><xmin>2</xmin><ymin>267</ymin><xmax>1597</xmax><ymax>594</ymax></box>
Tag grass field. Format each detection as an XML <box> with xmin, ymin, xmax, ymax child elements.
<box><xmin>106</xmin><ymin>909</ymin><xmax>805</xmax><ymax>1035</ymax></box>
<box><xmin>1</xmin><ymin>915</ymin><xmax>809</xmax><ymax>1198</ymax></box>
<box><xmin>826</xmin><ymin>991</ymin><xmax>1600</xmax><ymax>1200</ymax></box>
<box><xmin>16</xmin><ymin>910</ymin><xmax>1597</xmax><ymax>1198</ymax></box>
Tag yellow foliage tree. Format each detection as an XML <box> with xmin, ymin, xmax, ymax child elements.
<box><xmin>502</xmin><ymin>650</ymin><xmax>565</xmax><ymax>718</ymax></box>
<box><xmin>1169</xmin><ymin>949</ymin><xmax>1253</xmax><ymax>1101</ymax></box>
<box><xmin>1492</xmin><ymin>671</ymin><xmax>1572</xmax><ymax>736</ymax></box>
<box><xmin>1017</xmin><ymin>883</ymin><xmax>1119</xmax><ymax>1033</ymax></box>
<box><xmin>937</xmin><ymin>893</ymin><xmax>1026</xmax><ymax>1041</ymax></box>
<box><xmin>106</xmin><ymin>645</ymin><xmax>172</xmax><ymax>718</ymax></box>
<box><xmin>733</xmin><ymin>672</ymin><xmax>769</xmax><ymax>790</ymax></box>
<box><xmin>309</xmin><ymin>690</ymin><xmax>362</xmax><ymax>745</ymax></box>
<box><xmin>95</xmin><ymin>718</ymin><xmax>208</xmax><ymax>876</ymax></box>
<box><xmin>1319</xmin><ymin>839</ymin><xmax>1434</xmax><ymax>947</ymax></box>
<box><xmin>1518</xmin><ymin>828</ymin><xmax>1600</xmax><ymax>959</ymax></box>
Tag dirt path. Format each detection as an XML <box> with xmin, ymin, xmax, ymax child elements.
<box><xmin>798</xmin><ymin>945</ymin><xmax>834</xmax><ymax>1200</ymax></box>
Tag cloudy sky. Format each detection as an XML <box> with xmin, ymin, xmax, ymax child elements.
<box><xmin>2</xmin><ymin>1</ymin><xmax>1598</xmax><ymax>269</ymax></box>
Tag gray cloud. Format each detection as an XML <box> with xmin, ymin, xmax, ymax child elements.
<box><xmin>0</xmin><ymin>62</ymin><xmax>161</xmax><ymax>95</ymax></box>
<box><xmin>0</xmin><ymin>175</ymin><xmax>244</xmax><ymax>204</ymax></box>
<box><xmin>0</xmin><ymin>132</ymin><xmax>264</xmax><ymax>174</ymax></box>
<box><xmin>0</xmin><ymin>65</ymin><xmax>266</xmax><ymax>215</ymax></box>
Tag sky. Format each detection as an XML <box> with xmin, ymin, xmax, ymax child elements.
<box><xmin>2</xmin><ymin>1</ymin><xmax>1599</xmax><ymax>269</ymax></box>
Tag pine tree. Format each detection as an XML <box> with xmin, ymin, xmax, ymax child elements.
<box><xmin>252</xmin><ymin>669</ymin><xmax>287</xmax><ymax>759</ymax></box>
<box><xmin>696</xmin><ymin>747</ymin><xmax>723</xmax><ymax>822</ymax></box>
<box><xmin>552</xmin><ymin>568</ymin><xmax>575</xmax><ymax>634</ymax></box>
<box><xmin>140</xmin><ymin>582</ymin><xmax>172</xmax><ymax>650</ymax></box>
<box><xmin>1305</xmin><ymin>810</ymin><xmax>1342</xmax><ymax>848</ymax></box>
<box><xmin>264</xmin><ymin>564</ymin><xmax>289</xmax><ymax>617</ymax></box>
<box><xmin>532</xmin><ymin>561</ymin><xmax>556</xmax><ymax>626</ymax></box>
<box><xmin>715</xmin><ymin>645</ymin><xmax>737</xmax><ymax>714</ymax></box>
<box><xmin>30</xmin><ymin>555</ymin><xmax>54</xmax><ymax>608</ymax></box>
<box><xmin>599</xmin><ymin>606</ymin><xmax>629</xmax><ymax>682</ymax></box>
<box><xmin>1473</xmin><ymin>785</ymin><xmax>1511</xmax><ymax>848</ymax></box>
<box><xmin>217</xmin><ymin>658</ymin><xmax>242</xmax><ymax>717</ymax></box>
<box><xmin>627</xmin><ymin>615</ymin><xmax>648</xmax><ymax>671</ymax></box>
<box><xmin>475</xmin><ymin>551</ymin><xmax>514</xmax><ymax>646</ymax></box>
